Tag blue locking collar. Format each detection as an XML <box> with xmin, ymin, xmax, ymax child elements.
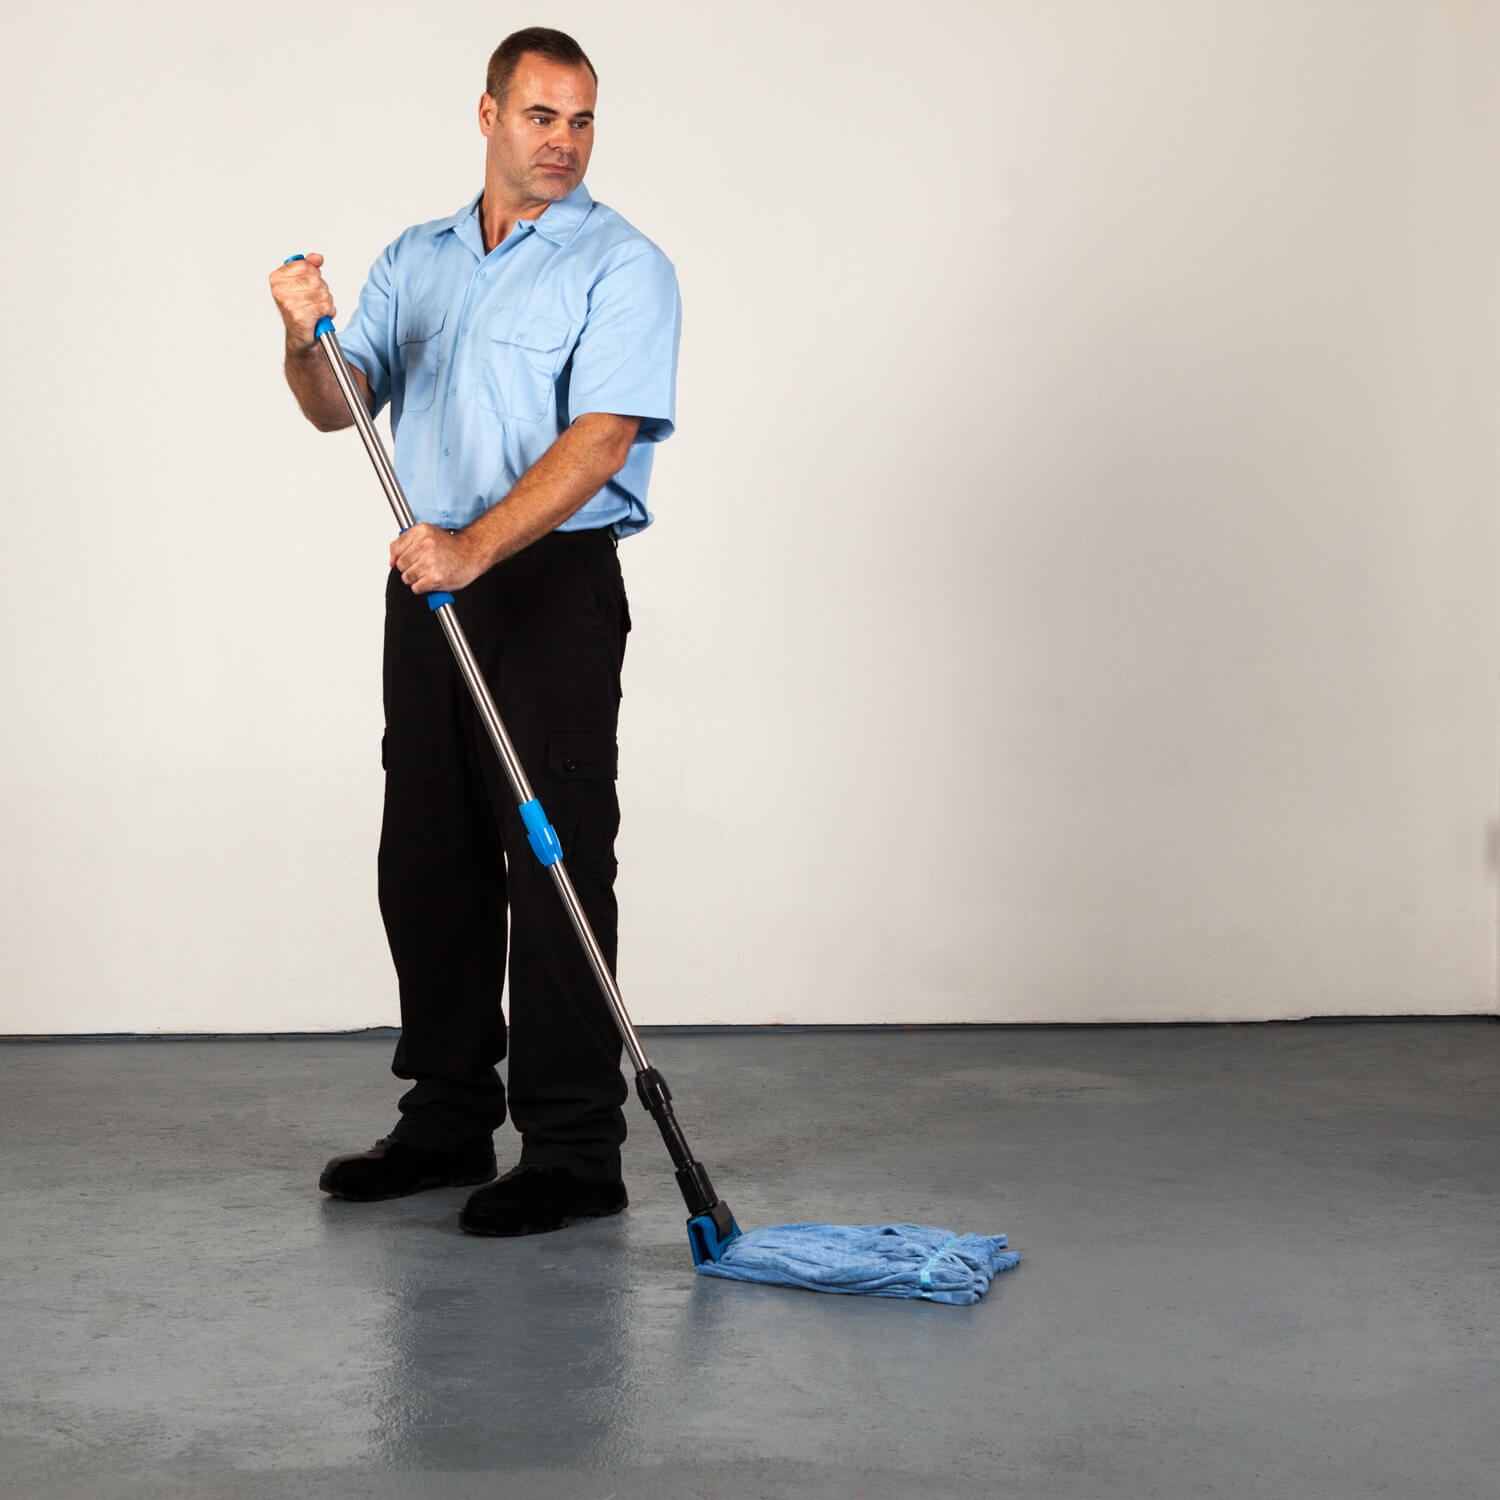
<box><xmin>518</xmin><ymin>798</ymin><xmax>563</xmax><ymax>866</ymax></box>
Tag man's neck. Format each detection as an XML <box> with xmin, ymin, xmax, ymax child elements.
<box><xmin>480</xmin><ymin>187</ymin><xmax>552</xmax><ymax>255</ymax></box>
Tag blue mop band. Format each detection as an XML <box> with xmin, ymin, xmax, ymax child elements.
<box><xmin>918</xmin><ymin>1234</ymin><xmax>961</xmax><ymax>1298</ymax></box>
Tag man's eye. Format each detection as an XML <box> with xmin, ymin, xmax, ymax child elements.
<box><xmin>531</xmin><ymin>116</ymin><xmax>552</xmax><ymax>126</ymax></box>
<box><xmin>571</xmin><ymin>120</ymin><xmax>591</xmax><ymax>130</ymax></box>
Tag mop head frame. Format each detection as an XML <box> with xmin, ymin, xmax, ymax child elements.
<box><xmin>687</xmin><ymin>1201</ymin><xmax>742</xmax><ymax>1266</ymax></box>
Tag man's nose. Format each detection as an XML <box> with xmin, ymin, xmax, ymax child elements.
<box><xmin>547</xmin><ymin>123</ymin><xmax>572</xmax><ymax>155</ymax></box>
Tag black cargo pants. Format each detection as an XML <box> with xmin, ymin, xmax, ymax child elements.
<box><xmin>377</xmin><ymin>526</ymin><xmax>630</xmax><ymax>1182</ymax></box>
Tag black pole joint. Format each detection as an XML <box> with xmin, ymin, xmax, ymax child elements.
<box><xmin>635</xmin><ymin>1065</ymin><xmax>726</xmax><ymax>1219</ymax></box>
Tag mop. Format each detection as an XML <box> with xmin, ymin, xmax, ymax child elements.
<box><xmin>290</xmin><ymin>268</ymin><xmax>1020</xmax><ymax>1302</ymax></box>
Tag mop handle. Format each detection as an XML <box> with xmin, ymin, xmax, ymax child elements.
<box><xmin>284</xmin><ymin>256</ymin><xmax>650</xmax><ymax>1078</ymax></box>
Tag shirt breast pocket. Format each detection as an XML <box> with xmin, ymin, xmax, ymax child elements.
<box><xmin>477</xmin><ymin>308</ymin><xmax>573</xmax><ymax>423</ymax></box>
<box><xmin>397</xmin><ymin>309</ymin><xmax>447</xmax><ymax>414</ymax></box>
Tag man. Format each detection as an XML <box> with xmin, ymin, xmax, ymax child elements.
<box><xmin>267</xmin><ymin>28</ymin><xmax>680</xmax><ymax>1237</ymax></box>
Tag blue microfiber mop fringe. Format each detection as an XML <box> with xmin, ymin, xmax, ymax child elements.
<box><xmin>694</xmin><ymin>1222</ymin><xmax>1020</xmax><ymax>1305</ymax></box>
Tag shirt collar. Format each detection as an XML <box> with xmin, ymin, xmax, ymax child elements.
<box><xmin>531</xmin><ymin>182</ymin><xmax>593</xmax><ymax>244</ymax></box>
<box><xmin>440</xmin><ymin>183</ymin><xmax>594</xmax><ymax>258</ymax></box>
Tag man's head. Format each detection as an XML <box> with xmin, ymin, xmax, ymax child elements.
<box><xmin>480</xmin><ymin>28</ymin><xmax>598</xmax><ymax>212</ymax></box>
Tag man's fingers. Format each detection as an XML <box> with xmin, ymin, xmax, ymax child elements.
<box><xmin>270</xmin><ymin>257</ymin><xmax>336</xmax><ymax>346</ymax></box>
<box><xmin>271</xmin><ymin>260</ymin><xmax>325</xmax><ymax>297</ymax></box>
<box><xmin>390</xmin><ymin>541</ymin><xmax>427</xmax><ymax>576</ymax></box>
<box><xmin>391</xmin><ymin>526</ymin><xmax>457</xmax><ymax>594</ymax></box>
<box><xmin>391</xmin><ymin>524</ymin><xmax>436</xmax><ymax>558</ymax></box>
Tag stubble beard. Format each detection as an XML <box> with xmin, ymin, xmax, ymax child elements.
<box><xmin>530</xmin><ymin>162</ymin><xmax>578</xmax><ymax>199</ymax></box>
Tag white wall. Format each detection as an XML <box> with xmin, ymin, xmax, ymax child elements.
<box><xmin>1</xmin><ymin>0</ymin><xmax>1496</xmax><ymax>1031</ymax></box>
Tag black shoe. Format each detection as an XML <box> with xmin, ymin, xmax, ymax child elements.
<box><xmin>319</xmin><ymin>1136</ymin><xmax>497</xmax><ymax>1202</ymax></box>
<box><xmin>459</xmin><ymin>1162</ymin><xmax>628</xmax><ymax>1237</ymax></box>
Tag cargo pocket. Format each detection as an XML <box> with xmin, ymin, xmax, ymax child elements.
<box><xmin>478</xmin><ymin>308</ymin><xmax>573</xmax><ymax>422</ymax></box>
<box><xmin>547</xmin><ymin>731</ymin><xmax>619</xmax><ymax>782</ymax></box>
<box><xmin>543</xmin><ymin>731</ymin><xmax>621</xmax><ymax>877</ymax></box>
<box><xmin>397</xmin><ymin>308</ymin><xmax>446</xmax><ymax>413</ymax></box>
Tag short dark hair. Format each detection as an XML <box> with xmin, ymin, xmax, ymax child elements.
<box><xmin>486</xmin><ymin>28</ymin><xmax>597</xmax><ymax>105</ymax></box>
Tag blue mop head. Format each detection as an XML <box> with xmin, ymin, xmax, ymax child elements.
<box><xmin>691</xmin><ymin>1221</ymin><xmax>1020</xmax><ymax>1305</ymax></box>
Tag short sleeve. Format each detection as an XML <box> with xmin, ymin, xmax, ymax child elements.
<box><xmin>336</xmin><ymin>242</ymin><xmax>397</xmax><ymax>416</ymax></box>
<box><xmin>567</xmin><ymin>247</ymin><xmax>682</xmax><ymax>442</ymax></box>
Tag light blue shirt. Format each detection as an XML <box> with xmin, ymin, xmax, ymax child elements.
<box><xmin>338</xmin><ymin>184</ymin><xmax>680</xmax><ymax>536</ymax></box>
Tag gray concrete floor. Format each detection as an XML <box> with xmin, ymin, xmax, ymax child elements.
<box><xmin>1</xmin><ymin>1022</ymin><xmax>1497</xmax><ymax>1499</ymax></box>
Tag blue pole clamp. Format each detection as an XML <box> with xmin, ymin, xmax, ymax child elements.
<box><xmin>519</xmin><ymin>799</ymin><xmax>563</xmax><ymax>867</ymax></box>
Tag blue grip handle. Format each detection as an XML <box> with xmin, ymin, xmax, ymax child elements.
<box><xmin>281</xmin><ymin>255</ymin><xmax>335</xmax><ymax>337</ymax></box>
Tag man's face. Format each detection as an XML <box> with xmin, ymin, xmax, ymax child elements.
<box><xmin>480</xmin><ymin>54</ymin><xmax>597</xmax><ymax>209</ymax></box>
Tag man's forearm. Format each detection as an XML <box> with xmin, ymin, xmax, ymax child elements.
<box><xmin>386</xmin><ymin>412</ymin><xmax>641</xmax><ymax>595</ymax></box>
<box><xmin>284</xmin><ymin>340</ymin><xmax>368</xmax><ymax>432</ymax></box>
<box><xmin>463</xmin><ymin>413</ymin><xmax>641</xmax><ymax>569</ymax></box>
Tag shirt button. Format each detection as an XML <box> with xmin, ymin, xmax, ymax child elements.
<box><xmin>478</xmin><ymin>270</ymin><xmax>487</xmax><ymax>280</ymax></box>
<box><xmin>443</xmin><ymin>448</ymin><xmax>450</xmax><ymax>457</ymax></box>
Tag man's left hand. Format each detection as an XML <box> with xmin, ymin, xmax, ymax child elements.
<box><xmin>390</xmin><ymin>524</ymin><xmax>486</xmax><ymax>595</ymax></box>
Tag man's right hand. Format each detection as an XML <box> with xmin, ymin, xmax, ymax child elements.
<box><xmin>269</xmin><ymin>253</ymin><xmax>337</xmax><ymax>352</ymax></box>
<box><xmin>271</xmin><ymin>253</ymin><xmax>367</xmax><ymax>431</ymax></box>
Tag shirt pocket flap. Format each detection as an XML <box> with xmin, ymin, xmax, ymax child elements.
<box><xmin>546</xmin><ymin>731</ymin><xmax>618</xmax><ymax>781</ymax></box>
<box><xmin>397</xmin><ymin>308</ymin><xmax>447</xmax><ymax>345</ymax></box>
<box><xmin>488</xmin><ymin>309</ymin><xmax>572</xmax><ymax>354</ymax></box>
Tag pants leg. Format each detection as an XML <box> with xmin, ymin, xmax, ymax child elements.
<box><xmin>378</xmin><ymin>566</ymin><xmax>509</xmax><ymax>1148</ymax></box>
<box><xmin>377</xmin><ymin>529</ymin><xmax>631</xmax><ymax>1179</ymax></box>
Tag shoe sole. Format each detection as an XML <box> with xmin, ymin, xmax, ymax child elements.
<box><xmin>459</xmin><ymin>1199</ymin><xmax>627</xmax><ymax>1238</ymax></box>
<box><xmin>319</xmin><ymin>1166</ymin><xmax>498</xmax><ymax>1202</ymax></box>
